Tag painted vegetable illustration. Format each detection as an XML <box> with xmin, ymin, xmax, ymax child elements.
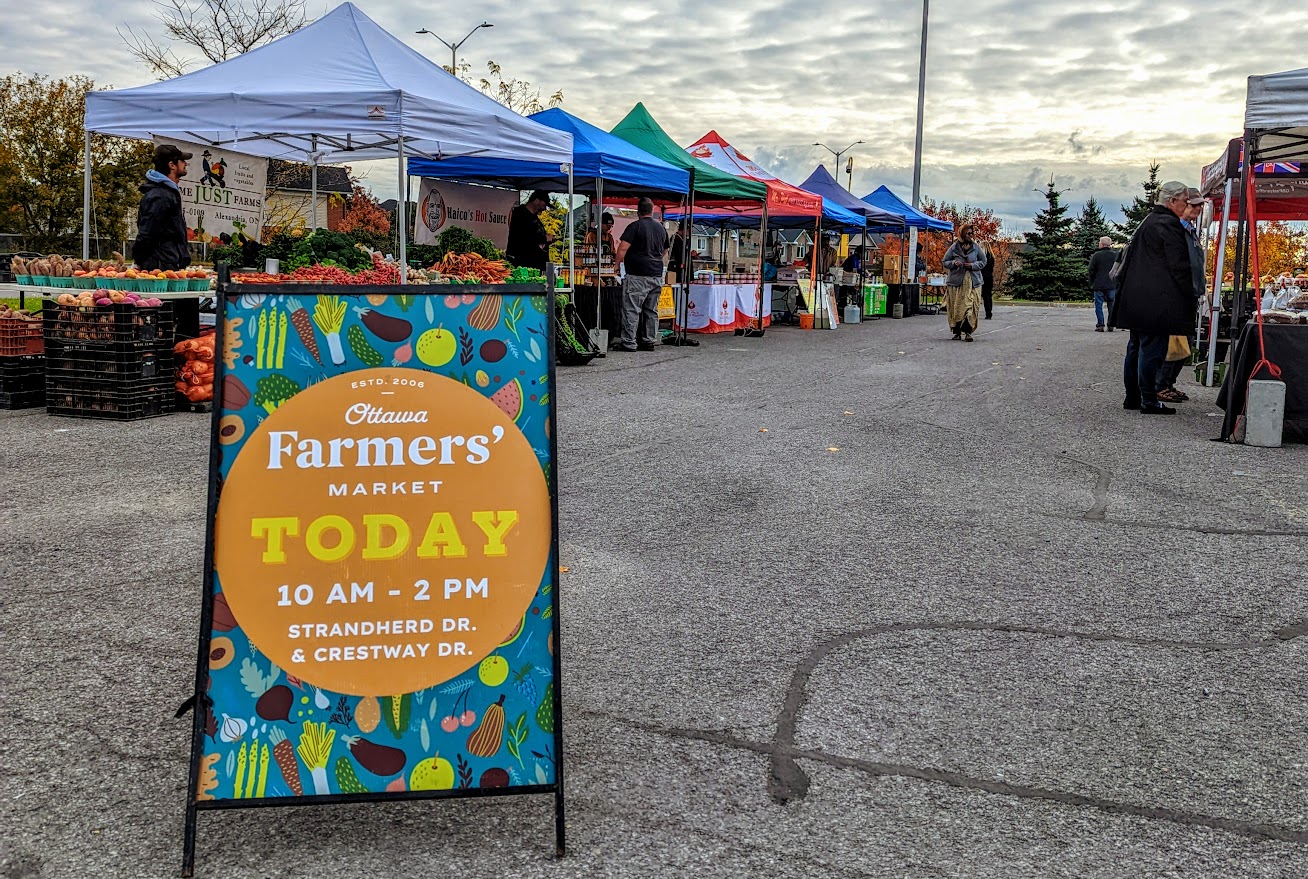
<box><xmin>196</xmin><ymin>753</ymin><xmax>220</xmax><ymax>801</ymax></box>
<box><xmin>347</xmin><ymin>324</ymin><xmax>384</xmax><ymax>367</ymax></box>
<box><xmin>222</xmin><ymin>316</ymin><xmax>244</xmax><ymax>369</ymax></box>
<box><xmin>409</xmin><ymin>753</ymin><xmax>454</xmax><ymax>791</ymax></box>
<box><xmin>269</xmin><ymin>727</ymin><xmax>302</xmax><ymax>796</ymax></box>
<box><xmin>466</xmin><ymin>694</ymin><xmax>507</xmax><ymax>757</ymax></box>
<box><xmin>218</xmin><ymin>713</ymin><xmax>247</xmax><ymax>743</ymax></box>
<box><xmin>467</xmin><ymin>294</ymin><xmax>502</xmax><ymax>331</ymax></box>
<box><xmin>253</xmin><ymin>373</ymin><xmax>301</xmax><ymax>414</ymax></box>
<box><xmin>221</xmin><ymin>375</ymin><xmax>251</xmax><ymax>410</ymax></box>
<box><xmin>342</xmin><ymin>735</ymin><xmax>406</xmax><ymax>776</ymax></box>
<box><xmin>355</xmin><ymin>307</ymin><xmax>412</xmax><ymax>342</ymax></box>
<box><xmin>255</xmin><ymin>308</ymin><xmax>288</xmax><ymax>369</ymax></box>
<box><xmin>490</xmin><ymin>378</ymin><xmax>523</xmax><ymax>421</ymax></box>
<box><xmin>233</xmin><ymin>741</ymin><xmax>270</xmax><ymax>799</ymax></box>
<box><xmin>355</xmin><ymin>696</ymin><xmax>381</xmax><ymax>734</ymax></box>
<box><xmin>536</xmin><ymin>681</ymin><xmax>555</xmax><ymax>733</ymax></box>
<box><xmin>381</xmin><ymin>694</ymin><xmax>411</xmax><ymax>739</ymax></box>
<box><xmin>334</xmin><ymin>757</ymin><xmax>369</xmax><ymax>794</ymax></box>
<box><xmin>284</xmin><ymin>297</ymin><xmax>321</xmax><ymax>364</ymax></box>
<box><xmin>256</xmin><ymin>684</ymin><xmax>295</xmax><ymax>722</ymax></box>
<box><xmin>313</xmin><ymin>295</ymin><xmax>348</xmax><ymax>365</ymax></box>
<box><xmin>296</xmin><ymin>721</ymin><xmax>336</xmax><ymax>796</ymax></box>
<box><xmin>415</xmin><ymin>327</ymin><xmax>457</xmax><ymax>367</ymax></box>
<box><xmin>479</xmin><ymin>767</ymin><xmax>509</xmax><ymax>788</ymax></box>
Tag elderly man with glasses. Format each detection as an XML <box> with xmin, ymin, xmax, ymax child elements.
<box><xmin>1108</xmin><ymin>181</ymin><xmax>1198</xmax><ymax>415</ymax></box>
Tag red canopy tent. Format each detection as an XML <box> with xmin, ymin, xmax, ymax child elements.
<box><xmin>1201</xmin><ymin>137</ymin><xmax>1308</xmax><ymax>220</ymax></box>
<box><xmin>686</xmin><ymin>131</ymin><xmax>823</xmax><ymax>218</ymax></box>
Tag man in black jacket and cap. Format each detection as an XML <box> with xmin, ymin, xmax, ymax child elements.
<box><xmin>1109</xmin><ymin>181</ymin><xmax>1194</xmax><ymax>415</ymax></box>
<box><xmin>134</xmin><ymin>144</ymin><xmax>193</xmax><ymax>271</ymax></box>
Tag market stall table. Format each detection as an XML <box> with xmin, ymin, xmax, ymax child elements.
<box><xmin>676</xmin><ymin>282</ymin><xmax>773</xmax><ymax>333</ymax></box>
<box><xmin>1216</xmin><ymin>322</ymin><xmax>1308</xmax><ymax>442</ymax></box>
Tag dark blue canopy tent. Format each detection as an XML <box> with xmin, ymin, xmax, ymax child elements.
<box><xmin>801</xmin><ymin>166</ymin><xmax>905</xmax><ymax>231</ymax></box>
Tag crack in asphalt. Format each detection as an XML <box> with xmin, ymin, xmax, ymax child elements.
<box><xmin>1045</xmin><ymin>512</ymin><xmax>1308</xmax><ymax>538</ymax></box>
<box><xmin>589</xmin><ymin>618</ymin><xmax>1308</xmax><ymax>847</ymax></box>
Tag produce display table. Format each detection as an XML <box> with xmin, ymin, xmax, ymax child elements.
<box><xmin>675</xmin><ymin>283</ymin><xmax>772</xmax><ymax>333</ymax></box>
<box><xmin>1217</xmin><ymin>322</ymin><xmax>1308</xmax><ymax>443</ymax></box>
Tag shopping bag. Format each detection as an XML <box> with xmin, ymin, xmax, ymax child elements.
<box><xmin>1166</xmin><ymin>335</ymin><xmax>1191</xmax><ymax>362</ymax></box>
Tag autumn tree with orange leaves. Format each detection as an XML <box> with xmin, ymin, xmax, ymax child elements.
<box><xmin>336</xmin><ymin>183</ymin><xmax>391</xmax><ymax>249</ymax></box>
<box><xmin>880</xmin><ymin>198</ymin><xmax>1017</xmax><ymax>291</ymax></box>
<box><xmin>1208</xmin><ymin>220</ymin><xmax>1308</xmax><ymax>284</ymax></box>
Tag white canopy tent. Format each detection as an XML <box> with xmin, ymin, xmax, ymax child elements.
<box><xmin>1245</xmin><ymin>66</ymin><xmax>1308</xmax><ymax>160</ymax></box>
<box><xmin>82</xmin><ymin>2</ymin><xmax>574</xmax><ymax>276</ymax></box>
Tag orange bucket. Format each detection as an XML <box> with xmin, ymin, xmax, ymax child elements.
<box><xmin>798</xmin><ymin>313</ymin><xmax>814</xmax><ymax>329</ymax></box>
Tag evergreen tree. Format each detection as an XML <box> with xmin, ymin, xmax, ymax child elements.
<box><xmin>1006</xmin><ymin>180</ymin><xmax>1087</xmax><ymax>301</ymax></box>
<box><xmin>1115</xmin><ymin>161</ymin><xmax>1161</xmax><ymax>240</ymax></box>
<box><xmin>1071</xmin><ymin>197</ymin><xmax>1113</xmax><ymax>263</ymax></box>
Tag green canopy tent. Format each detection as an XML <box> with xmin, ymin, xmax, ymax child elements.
<box><xmin>611</xmin><ymin>103</ymin><xmax>768</xmax><ymax>341</ymax></box>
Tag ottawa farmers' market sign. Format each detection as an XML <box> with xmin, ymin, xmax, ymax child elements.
<box><xmin>154</xmin><ymin>138</ymin><xmax>268</xmax><ymax>245</ymax></box>
<box><xmin>185</xmin><ymin>284</ymin><xmax>562</xmax><ymax>872</ymax></box>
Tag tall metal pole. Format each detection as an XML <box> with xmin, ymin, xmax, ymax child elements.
<box><xmin>396</xmin><ymin>100</ymin><xmax>407</xmax><ymax>285</ymax></box>
<box><xmin>1205</xmin><ymin>179</ymin><xmax>1234</xmax><ymax>386</ymax></box>
<box><xmin>310</xmin><ymin>134</ymin><xmax>319</xmax><ymax>231</ymax></box>
<box><xmin>906</xmin><ymin>0</ymin><xmax>929</xmax><ymax>295</ymax></box>
<box><xmin>83</xmin><ymin>131</ymin><xmax>92</xmax><ymax>259</ymax></box>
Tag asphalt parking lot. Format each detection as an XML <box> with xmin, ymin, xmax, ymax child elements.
<box><xmin>2</xmin><ymin>305</ymin><xmax>1305</xmax><ymax>878</ymax></box>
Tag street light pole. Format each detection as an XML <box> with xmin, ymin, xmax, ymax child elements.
<box><xmin>416</xmin><ymin>21</ymin><xmax>494</xmax><ymax>74</ymax></box>
<box><xmin>814</xmin><ymin>140</ymin><xmax>865</xmax><ymax>182</ymax></box>
<box><xmin>907</xmin><ymin>0</ymin><xmax>929</xmax><ymax>290</ymax></box>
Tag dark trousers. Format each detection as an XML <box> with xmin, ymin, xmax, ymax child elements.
<box><xmin>1124</xmin><ymin>331</ymin><xmax>1168</xmax><ymax>408</ymax></box>
<box><xmin>982</xmin><ymin>283</ymin><xmax>994</xmax><ymax>318</ymax></box>
<box><xmin>1157</xmin><ymin>356</ymin><xmax>1186</xmax><ymax>390</ymax></box>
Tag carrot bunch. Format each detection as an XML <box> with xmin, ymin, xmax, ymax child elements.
<box><xmin>433</xmin><ymin>253</ymin><xmax>511</xmax><ymax>283</ymax></box>
<box><xmin>174</xmin><ymin>334</ymin><xmax>217</xmax><ymax>402</ymax></box>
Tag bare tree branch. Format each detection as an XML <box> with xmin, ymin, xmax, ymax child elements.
<box><xmin>120</xmin><ymin>0</ymin><xmax>307</xmax><ymax>79</ymax></box>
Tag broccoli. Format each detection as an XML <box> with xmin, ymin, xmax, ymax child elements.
<box><xmin>253</xmin><ymin>374</ymin><xmax>301</xmax><ymax>414</ymax></box>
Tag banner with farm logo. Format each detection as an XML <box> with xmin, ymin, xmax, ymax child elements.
<box><xmin>187</xmin><ymin>287</ymin><xmax>561</xmax><ymax>865</ymax></box>
<box><xmin>153</xmin><ymin>138</ymin><xmax>268</xmax><ymax>245</ymax></box>
<box><xmin>415</xmin><ymin>180</ymin><xmax>517</xmax><ymax>249</ymax></box>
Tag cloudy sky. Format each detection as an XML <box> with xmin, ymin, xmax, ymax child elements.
<box><xmin>9</xmin><ymin>0</ymin><xmax>1292</xmax><ymax>230</ymax></box>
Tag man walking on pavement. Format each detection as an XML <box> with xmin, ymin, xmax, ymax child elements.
<box><xmin>1088</xmin><ymin>236</ymin><xmax>1118</xmax><ymax>332</ymax></box>
<box><xmin>1109</xmin><ymin>182</ymin><xmax>1195</xmax><ymax>415</ymax></box>
<box><xmin>613</xmin><ymin>198</ymin><xmax>669</xmax><ymax>352</ymax></box>
<box><xmin>134</xmin><ymin>144</ymin><xmax>193</xmax><ymax>272</ymax></box>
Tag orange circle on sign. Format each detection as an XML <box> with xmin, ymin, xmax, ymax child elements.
<box><xmin>214</xmin><ymin>368</ymin><xmax>550</xmax><ymax>696</ymax></box>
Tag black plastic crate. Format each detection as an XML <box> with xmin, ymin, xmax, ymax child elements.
<box><xmin>0</xmin><ymin>388</ymin><xmax>44</xmax><ymax>410</ymax></box>
<box><xmin>43</xmin><ymin>301</ymin><xmax>173</xmax><ymax>345</ymax></box>
<box><xmin>0</xmin><ymin>354</ymin><xmax>45</xmax><ymax>393</ymax></box>
<box><xmin>45</xmin><ymin>386</ymin><xmax>174</xmax><ymax>421</ymax></box>
<box><xmin>45</xmin><ymin>342</ymin><xmax>171</xmax><ymax>384</ymax></box>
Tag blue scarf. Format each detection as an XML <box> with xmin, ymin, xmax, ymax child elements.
<box><xmin>146</xmin><ymin>169</ymin><xmax>180</xmax><ymax>191</ymax></box>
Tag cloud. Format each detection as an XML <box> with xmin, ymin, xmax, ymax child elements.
<box><xmin>3</xmin><ymin>0</ymin><xmax>1296</xmax><ymax>229</ymax></box>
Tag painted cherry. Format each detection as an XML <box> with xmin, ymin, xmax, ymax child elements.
<box><xmin>440</xmin><ymin>715</ymin><xmax>460</xmax><ymax>734</ymax></box>
<box><xmin>460</xmin><ymin>709</ymin><xmax>476</xmax><ymax>727</ymax></box>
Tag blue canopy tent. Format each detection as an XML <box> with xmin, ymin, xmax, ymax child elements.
<box><xmin>860</xmin><ymin>185</ymin><xmax>953</xmax><ymax>231</ymax></box>
<box><xmin>409</xmin><ymin>108</ymin><xmax>692</xmax><ymax>341</ymax></box>
<box><xmin>407</xmin><ymin>107</ymin><xmax>690</xmax><ymax>198</ymax></box>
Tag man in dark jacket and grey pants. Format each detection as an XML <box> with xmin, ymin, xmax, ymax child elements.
<box><xmin>1087</xmin><ymin>236</ymin><xmax>1118</xmax><ymax>332</ymax></box>
<box><xmin>1109</xmin><ymin>181</ymin><xmax>1194</xmax><ymax>415</ymax></box>
<box><xmin>134</xmin><ymin>144</ymin><xmax>192</xmax><ymax>271</ymax></box>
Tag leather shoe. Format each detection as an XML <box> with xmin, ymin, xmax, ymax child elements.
<box><xmin>1123</xmin><ymin>399</ymin><xmax>1140</xmax><ymax>410</ymax></box>
<box><xmin>611</xmin><ymin>345</ymin><xmax>637</xmax><ymax>353</ymax></box>
<box><xmin>1140</xmin><ymin>404</ymin><xmax>1177</xmax><ymax>415</ymax></box>
<box><xmin>1095</xmin><ymin>326</ymin><xmax>1105</xmax><ymax>332</ymax></box>
<box><xmin>637</xmin><ymin>342</ymin><xmax>657</xmax><ymax>351</ymax></box>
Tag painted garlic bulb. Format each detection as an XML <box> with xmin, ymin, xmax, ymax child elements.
<box><xmin>219</xmin><ymin>713</ymin><xmax>249</xmax><ymax>743</ymax></box>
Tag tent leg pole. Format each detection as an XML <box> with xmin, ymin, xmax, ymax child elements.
<box><xmin>679</xmin><ymin>181</ymin><xmax>695</xmax><ymax>343</ymax></box>
<box><xmin>565</xmin><ymin>162</ymin><xmax>574</xmax><ymax>294</ymax></box>
<box><xmin>310</xmin><ymin>134</ymin><xmax>319</xmax><ymax>231</ymax></box>
<box><xmin>596</xmin><ymin>178</ymin><xmax>603</xmax><ymax>337</ymax></box>
<box><xmin>1206</xmin><ymin>178</ymin><xmax>1233</xmax><ymax>385</ymax></box>
<box><xmin>753</xmin><ymin>206</ymin><xmax>768</xmax><ymax>334</ymax></box>
<box><xmin>83</xmin><ymin>132</ymin><xmax>91</xmax><ymax>260</ymax></box>
<box><xmin>397</xmin><ymin>133</ymin><xmax>407</xmax><ymax>285</ymax></box>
